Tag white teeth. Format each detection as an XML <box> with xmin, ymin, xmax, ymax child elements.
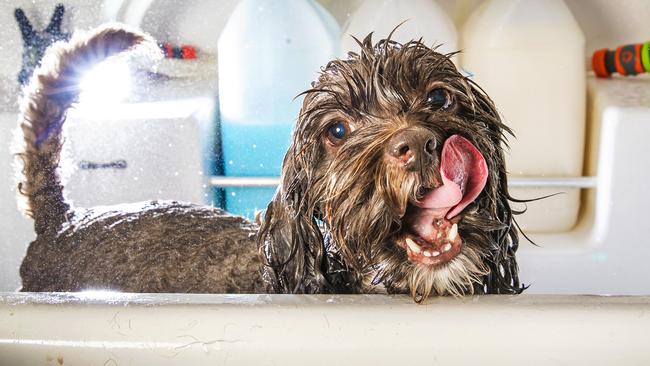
<box><xmin>442</xmin><ymin>243</ymin><xmax>452</xmax><ymax>252</ymax></box>
<box><xmin>405</xmin><ymin>238</ymin><xmax>421</xmax><ymax>254</ymax></box>
<box><xmin>448</xmin><ymin>224</ymin><xmax>458</xmax><ymax>242</ymax></box>
<box><xmin>424</xmin><ymin>250</ymin><xmax>440</xmax><ymax>257</ymax></box>
<box><xmin>423</xmin><ymin>250</ymin><xmax>440</xmax><ymax>257</ymax></box>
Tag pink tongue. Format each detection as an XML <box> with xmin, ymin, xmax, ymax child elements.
<box><xmin>414</xmin><ymin>135</ymin><xmax>488</xmax><ymax>219</ymax></box>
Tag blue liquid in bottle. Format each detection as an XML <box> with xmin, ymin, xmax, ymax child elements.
<box><xmin>217</xmin><ymin>0</ymin><xmax>339</xmax><ymax>218</ymax></box>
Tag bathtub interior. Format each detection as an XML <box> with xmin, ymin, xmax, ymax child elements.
<box><xmin>0</xmin><ymin>0</ymin><xmax>649</xmax><ymax>312</ymax></box>
<box><xmin>0</xmin><ymin>0</ymin><xmax>650</xmax><ymax>295</ymax></box>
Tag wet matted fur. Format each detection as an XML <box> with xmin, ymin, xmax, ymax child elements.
<box><xmin>259</xmin><ymin>34</ymin><xmax>525</xmax><ymax>301</ymax></box>
<box><xmin>15</xmin><ymin>24</ymin><xmax>524</xmax><ymax>301</ymax></box>
<box><xmin>15</xmin><ymin>25</ymin><xmax>264</xmax><ymax>293</ymax></box>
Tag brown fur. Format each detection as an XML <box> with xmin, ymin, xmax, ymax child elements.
<box><xmin>259</xmin><ymin>34</ymin><xmax>524</xmax><ymax>301</ymax></box>
<box><xmin>16</xmin><ymin>25</ymin><xmax>523</xmax><ymax>301</ymax></box>
<box><xmin>15</xmin><ymin>25</ymin><xmax>264</xmax><ymax>293</ymax></box>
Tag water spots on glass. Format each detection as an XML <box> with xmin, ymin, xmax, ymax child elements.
<box><xmin>592</xmin><ymin>252</ymin><xmax>608</xmax><ymax>263</ymax></box>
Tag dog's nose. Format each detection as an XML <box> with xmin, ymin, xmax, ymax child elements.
<box><xmin>387</xmin><ymin>127</ymin><xmax>437</xmax><ymax>171</ymax></box>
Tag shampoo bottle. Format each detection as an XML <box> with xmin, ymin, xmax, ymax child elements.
<box><xmin>342</xmin><ymin>0</ymin><xmax>457</xmax><ymax>56</ymax></box>
<box><xmin>462</xmin><ymin>0</ymin><xmax>586</xmax><ymax>232</ymax></box>
<box><xmin>218</xmin><ymin>0</ymin><xmax>339</xmax><ymax>218</ymax></box>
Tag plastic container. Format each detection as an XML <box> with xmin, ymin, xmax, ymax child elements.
<box><xmin>217</xmin><ymin>0</ymin><xmax>339</xmax><ymax>218</ymax></box>
<box><xmin>461</xmin><ymin>0</ymin><xmax>586</xmax><ymax>232</ymax></box>
<box><xmin>341</xmin><ymin>0</ymin><xmax>457</xmax><ymax>56</ymax></box>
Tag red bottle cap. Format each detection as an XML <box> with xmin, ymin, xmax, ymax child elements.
<box><xmin>592</xmin><ymin>48</ymin><xmax>610</xmax><ymax>78</ymax></box>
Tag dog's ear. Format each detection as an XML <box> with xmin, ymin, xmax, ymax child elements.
<box><xmin>484</xmin><ymin>165</ymin><xmax>524</xmax><ymax>295</ymax></box>
<box><xmin>463</xmin><ymin>79</ymin><xmax>525</xmax><ymax>295</ymax></box>
<box><xmin>257</xmin><ymin>141</ymin><xmax>330</xmax><ymax>294</ymax></box>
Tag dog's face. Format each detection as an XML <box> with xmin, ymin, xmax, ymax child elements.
<box><xmin>260</xmin><ymin>35</ymin><xmax>523</xmax><ymax>301</ymax></box>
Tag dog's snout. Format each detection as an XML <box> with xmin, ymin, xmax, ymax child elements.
<box><xmin>387</xmin><ymin>128</ymin><xmax>437</xmax><ymax>171</ymax></box>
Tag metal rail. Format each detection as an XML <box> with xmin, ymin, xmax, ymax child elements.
<box><xmin>208</xmin><ymin>176</ymin><xmax>598</xmax><ymax>189</ymax></box>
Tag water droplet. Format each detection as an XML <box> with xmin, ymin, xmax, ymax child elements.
<box><xmin>252</xmin><ymin>144</ymin><xmax>257</xmax><ymax>149</ymax></box>
<box><xmin>228</xmin><ymin>160</ymin><xmax>233</xmax><ymax>165</ymax></box>
<box><xmin>174</xmin><ymin>172</ymin><xmax>179</xmax><ymax>176</ymax></box>
<box><xmin>231</xmin><ymin>192</ymin><xmax>236</xmax><ymax>197</ymax></box>
<box><xmin>168</xmin><ymin>143</ymin><xmax>173</xmax><ymax>147</ymax></box>
<box><xmin>198</xmin><ymin>171</ymin><xmax>203</xmax><ymax>175</ymax></box>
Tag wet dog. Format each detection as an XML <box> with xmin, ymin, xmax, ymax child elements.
<box><xmin>16</xmin><ymin>25</ymin><xmax>523</xmax><ymax>301</ymax></box>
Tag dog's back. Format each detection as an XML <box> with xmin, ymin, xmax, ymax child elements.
<box><xmin>15</xmin><ymin>25</ymin><xmax>264</xmax><ymax>293</ymax></box>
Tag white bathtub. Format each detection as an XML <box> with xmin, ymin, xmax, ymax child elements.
<box><xmin>1</xmin><ymin>292</ymin><xmax>649</xmax><ymax>365</ymax></box>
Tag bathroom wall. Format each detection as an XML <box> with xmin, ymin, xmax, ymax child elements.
<box><xmin>1</xmin><ymin>0</ymin><xmax>648</xmax><ymax>87</ymax></box>
<box><xmin>324</xmin><ymin>0</ymin><xmax>650</xmax><ymax>59</ymax></box>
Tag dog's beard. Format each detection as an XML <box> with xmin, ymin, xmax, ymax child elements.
<box><xmin>319</xmin><ymin>129</ymin><xmax>491</xmax><ymax>300</ymax></box>
<box><xmin>407</xmin><ymin>245</ymin><xmax>488</xmax><ymax>299</ymax></box>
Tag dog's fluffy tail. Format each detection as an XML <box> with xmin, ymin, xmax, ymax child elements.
<box><xmin>15</xmin><ymin>24</ymin><xmax>156</xmax><ymax>234</ymax></box>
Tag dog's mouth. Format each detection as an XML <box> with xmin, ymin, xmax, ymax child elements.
<box><xmin>396</xmin><ymin>135</ymin><xmax>488</xmax><ymax>266</ymax></box>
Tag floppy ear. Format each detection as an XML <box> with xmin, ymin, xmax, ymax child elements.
<box><xmin>257</xmin><ymin>140</ymin><xmax>330</xmax><ymax>294</ymax></box>
<box><xmin>484</xmin><ymin>163</ymin><xmax>525</xmax><ymax>294</ymax></box>
<box><xmin>464</xmin><ymin>79</ymin><xmax>525</xmax><ymax>295</ymax></box>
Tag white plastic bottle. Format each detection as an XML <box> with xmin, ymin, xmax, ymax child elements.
<box><xmin>341</xmin><ymin>0</ymin><xmax>457</xmax><ymax>56</ymax></box>
<box><xmin>461</xmin><ymin>0</ymin><xmax>586</xmax><ymax>232</ymax></box>
<box><xmin>218</xmin><ymin>0</ymin><xmax>339</xmax><ymax>218</ymax></box>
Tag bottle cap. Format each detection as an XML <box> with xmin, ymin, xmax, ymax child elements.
<box><xmin>592</xmin><ymin>48</ymin><xmax>610</xmax><ymax>77</ymax></box>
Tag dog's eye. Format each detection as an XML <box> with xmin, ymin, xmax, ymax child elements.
<box><xmin>427</xmin><ymin>88</ymin><xmax>452</xmax><ymax>110</ymax></box>
<box><xmin>327</xmin><ymin>121</ymin><xmax>348</xmax><ymax>145</ymax></box>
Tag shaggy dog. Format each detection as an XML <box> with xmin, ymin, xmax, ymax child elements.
<box><xmin>16</xmin><ymin>25</ymin><xmax>524</xmax><ymax>301</ymax></box>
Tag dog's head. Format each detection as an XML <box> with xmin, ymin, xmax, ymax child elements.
<box><xmin>259</xmin><ymin>34</ymin><xmax>524</xmax><ymax>301</ymax></box>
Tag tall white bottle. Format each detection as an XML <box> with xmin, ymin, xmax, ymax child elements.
<box><xmin>462</xmin><ymin>0</ymin><xmax>586</xmax><ymax>232</ymax></box>
<box><xmin>342</xmin><ymin>0</ymin><xmax>457</xmax><ymax>56</ymax></box>
<box><xmin>218</xmin><ymin>0</ymin><xmax>339</xmax><ymax>218</ymax></box>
